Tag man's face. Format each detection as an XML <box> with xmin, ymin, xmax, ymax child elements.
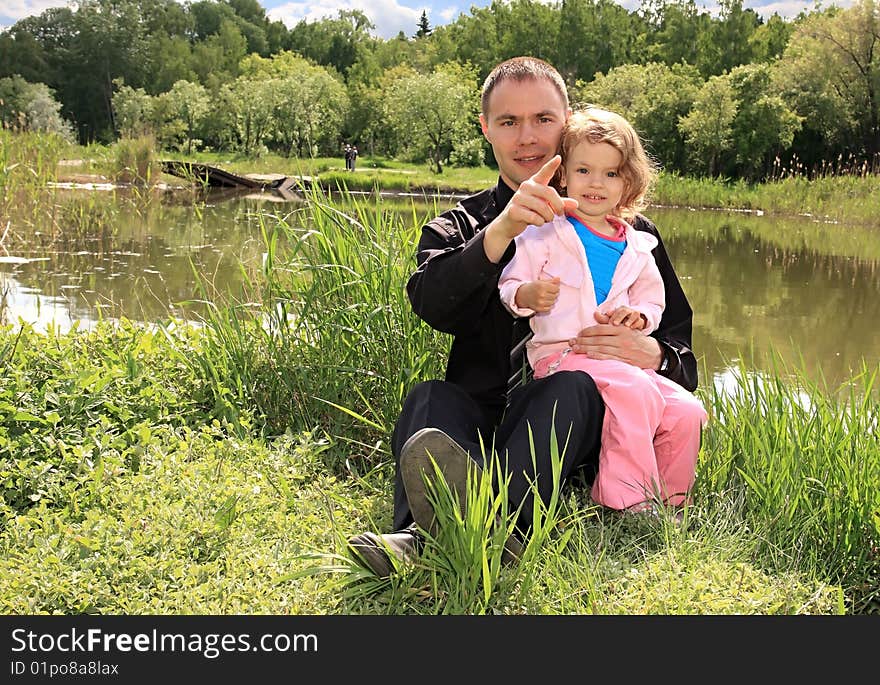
<box><xmin>480</xmin><ymin>77</ymin><xmax>570</xmax><ymax>189</ymax></box>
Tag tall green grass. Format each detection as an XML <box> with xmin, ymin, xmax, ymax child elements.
<box><xmin>654</xmin><ymin>172</ymin><xmax>879</xmax><ymax>225</ymax></box>
<box><xmin>166</xmin><ymin>185</ymin><xmax>450</xmax><ymax>470</ymax></box>
<box><xmin>111</xmin><ymin>135</ymin><xmax>158</xmax><ymax>185</ymax></box>
<box><xmin>0</xmin><ymin>129</ymin><xmax>69</xmax><ymax>245</ymax></box>
<box><xmin>1</xmin><ymin>321</ymin><xmax>852</xmax><ymax>614</ymax></box>
<box><xmin>698</xmin><ymin>357</ymin><xmax>880</xmax><ymax>612</ymax></box>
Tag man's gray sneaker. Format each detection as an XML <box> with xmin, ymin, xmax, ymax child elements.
<box><xmin>347</xmin><ymin>524</ymin><xmax>421</xmax><ymax>578</ymax></box>
<box><xmin>399</xmin><ymin>428</ymin><xmax>473</xmax><ymax>536</ymax></box>
<box><xmin>399</xmin><ymin>427</ymin><xmax>524</xmax><ymax>563</ymax></box>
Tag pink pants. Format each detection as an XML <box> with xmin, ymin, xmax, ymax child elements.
<box><xmin>533</xmin><ymin>348</ymin><xmax>708</xmax><ymax>510</ymax></box>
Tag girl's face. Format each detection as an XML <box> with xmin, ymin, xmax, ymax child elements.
<box><xmin>559</xmin><ymin>140</ymin><xmax>625</xmax><ymax>227</ymax></box>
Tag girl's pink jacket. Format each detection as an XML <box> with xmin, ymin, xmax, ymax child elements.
<box><xmin>499</xmin><ymin>214</ymin><xmax>665</xmax><ymax>369</ymax></box>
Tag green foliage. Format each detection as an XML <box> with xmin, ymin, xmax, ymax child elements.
<box><xmin>382</xmin><ymin>62</ymin><xmax>480</xmax><ymax>173</ymax></box>
<box><xmin>698</xmin><ymin>357</ymin><xmax>880</xmax><ymax>612</ymax></box>
<box><xmin>4</xmin><ymin>0</ymin><xmax>876</xmax><ymax>179</ymax></box>
<box><xmin>0</xmin><ymin>75</ymin><xmax>73</xmax><ymax>139</ymax></box>
<box><xmin>771</xmin><ymin>0</ymin><xmax>880</xmax><ymax>165</ymax></box>
<box><xmin>1</xmin><ymin>191</ymin><xmax>877</xmax><ymax>613</ymax></box>
<box><xmin>286</xmin><ymin>9</ymin><xmax>376</xmax><ymax>78</ymax></box>
<box><xmin>157</xmin><ymin>80</ymin><xmax>210</xmax><ymax>154</ymax></box>
<box><xmin>449</xmin><ymin>136</ymin><xmax>486</xmax><ymax>168</ymax></box>
<box><xmin>117</xmin><ymin>186</ymin><xmax>446</xmax><ymax>470</ymax></box>
<box><xmin>0</xmin><ymin>424</ymin><xmax>359</xmax><ymax>613</ymax></box>
<box><xmin>678</xmin><ymin>75</ymin><xmax>738</xmax><ymax>176</ymax></box>
<box><xmin>0</xmin><ymin>322</ymin><xmax>213</xmax><ymax>518</ymax></box>
<box><xmin>0</xmin><ymin>129</ymin><xmax>68</xmax><ymax>242</ymax></box>
<box><xmin>576</xmin><ymin>62</ymin><xmax>700</xmax><ymax>171</ymax></box>
<box><xmin>111</xmin><ymin>82</ymin><xmax>154</xmax><ymax>139</ymax></box>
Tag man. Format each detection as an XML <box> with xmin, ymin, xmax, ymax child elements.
<box><xmin>349</xmin><ymin>57</ymin><xmax>698</xmax><ymax>577</ymax></box>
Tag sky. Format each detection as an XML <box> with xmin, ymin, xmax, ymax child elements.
<box><xmin>0</xmin><ymin>1</ymin><xmax>855</xmax><ymax>39</ymax></box>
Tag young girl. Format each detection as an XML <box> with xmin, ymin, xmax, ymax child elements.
<box><xmin>498</xmin><ymin>107</ymin><xmax>707</xmax><ymax>515</ymax></box>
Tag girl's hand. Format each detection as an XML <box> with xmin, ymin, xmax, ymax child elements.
<box><xmin>515</xmin><ymin>277</ymin><xmax>561</xmax><ymax>313</ymax></box>
<box><xmin>602</xmin><ymin>306</ymin><xmax>647</xmax><ymax>330</ymax></box>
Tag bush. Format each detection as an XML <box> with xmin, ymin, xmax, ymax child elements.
<box><xmin>112</xmin><ymin>135</ymin><xmax>158</xmax><ymax>185</ymax></box>
<box><xmin>449</xmin><ymin>137</ymin><xmax>486</xmax><ymax>168</ymax></box>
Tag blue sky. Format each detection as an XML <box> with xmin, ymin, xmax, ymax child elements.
<box><xmin>1</xmin><ymin>1</ymin><xmax>855</xmax><ymax>39</ymax></box>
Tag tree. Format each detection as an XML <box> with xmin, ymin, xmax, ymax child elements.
<box><xmin>191</xmin><ymin>19</ymin><xmax>248</xmax><ymax>89</ymax></box>
<box><xmin>0</xmin><ymin>29</ymin><xmax>50</xmax><ymax>84</ymax></box>
<box><xmin>159</xmin><ymin>80</ymin><xmax>210</xmax><ymax>153</ymax></box>
<box><xmin>241</xmin><ymin>51</ymin><xmax>350</xmax><ymax>156</ymax></box>
<box><xmin>772</xmin><ymin>0</ymin><xmax>880</xmax><ymax>163</ymax></box>
<box><xmin>0</xmin><ymin>75</ymin><xmax>73</xmax><ymax>138</ymax></box>
<box><xmin>383</xmin><ymin>63</ymin><xmax>480</xmax><ymax>173</ymax></box>
<box><xmin>678</xmin><ymin>75</ymin><xmax>738</xmax><ymax>176</ymax></box>
<box><xmin>111</xmin><ymin>82</ymin><xmax>154</xmax><ymax>138</ymax></box>
<box><xmin>696</xmin><ymin>0</ymin><xmax>760</xmax><ymax>76</ymax></box>
<box><xmin>556</xmin><ymin>0</ymin><xmax>644</xmax><ymax>84</ymax></box>
<box><xmin>415</xmin><ymin>11</ymin><xmax>432</xmax><ymax>38</ymax></box>
<box><xmin>148</xmin><ymin>34</ymin><xmax>197</xmax><ymax>93</ymax></box>
<box><xmin>286</xmin><ymin>10</ymin><xmax>376</xmax><ymax>78</ymax></box>
<box><xmin>749</xmin><ymin>13</ymin><xmax>795</xmax><ymax>63</ymax></box>
<box><xmin>727</xmin><ymin>64</ymin><xmax>801</xmax><ymax>179</ymax></box>
<box><xmin>576</xmin><ymin>62</ymin><xmax>700</xmax><ymax>172</ymax></box>
<box><xmin>221</xmin><ymin>77</ymin><xmax>277</xmax><ymax>155</ymax></box>
<box><xmin>646</xmin><ymin>0</ymin><xmax>703</xmax><ymax>68</ymax></box>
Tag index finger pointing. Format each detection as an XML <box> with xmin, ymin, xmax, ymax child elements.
<box><xmin>531</xmin><ymin>154</ymin><xmax>561</xmax><ymax>186</ymax></box>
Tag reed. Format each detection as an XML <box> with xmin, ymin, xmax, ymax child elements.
<box><xmin>111</xmin><ymin>135</ymin><xmax>159</xmax><ymax>186</ymax></box>
<box><xmin>697</xmin><ymin>356</ymin><xmax>880</xmax><ymax>612</ymax></box>
<box><xmin>167</xmin><ymin>184</ymin><xmax>450</xmax><ymax>472</ymax></box>
<box><xmin>654</xmin><ymin>171</ymin><xmax>880</xmax><ymax>226</ymax></box>
<box><xmin>0</xmin><ymin>129</ymin><xmax>69</xmax><ymax>243</ymax></box>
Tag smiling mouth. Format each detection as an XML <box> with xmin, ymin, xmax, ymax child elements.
<box><xmin>583</xmin><ymin>194</ymin><xmax>606</xmax><ymax>200</ymax></box>
<box><xmin>515</xmin><ymin>154</ymin><xmax>544</xmax><ymax>163</ymax></box>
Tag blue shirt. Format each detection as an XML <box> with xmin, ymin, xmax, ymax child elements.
<box><xmin>566</xmin><ymin>216</ymin><xmax>626</xmax><ymax>305</ymax></box>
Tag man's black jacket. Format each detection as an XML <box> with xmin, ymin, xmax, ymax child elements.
<box><xmin>406</xmin><ymin>178</ymin><xmax>698</xmax><ymax>417</ymax></box>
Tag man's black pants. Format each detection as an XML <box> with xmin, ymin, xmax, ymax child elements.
<box><xmin>390</xmin><ymin>371</ymin><xmax>605</xmax><ymax>531</ymax></box>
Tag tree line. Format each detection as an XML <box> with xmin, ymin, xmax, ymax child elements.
<box><xmin>1</xmin><ymin>0</ymin><xmax>877</xmax><ymax>180</ymax></box>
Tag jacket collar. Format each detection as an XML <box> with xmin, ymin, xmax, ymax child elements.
<box><xmin>553</xmin><ymin>213</ymin><xmax>658</xmax><ymax>255</ymax></box>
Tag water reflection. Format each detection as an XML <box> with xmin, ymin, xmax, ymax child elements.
<box><xmin>2</xmin><ymin>190</ymin><xmax>878</xmax><ymax>389</ymax></box>
<box><xmin>2</xmin><ymin>189</ymin><xmax>277</xmax><ymax>327</ymax></box>
<box><xmin>652</xmin><ymin>207</ymin><xmax>880</xmax><ymax>388</ymax></box>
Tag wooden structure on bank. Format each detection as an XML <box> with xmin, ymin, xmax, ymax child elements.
<box><xmin>159</xmin><ymin>161</ymin><xmax>307</xmax><ymax>199</ymax></box>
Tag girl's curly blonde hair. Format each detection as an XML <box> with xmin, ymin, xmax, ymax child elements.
<box><xmin>553</xmin><ymin>107</ymin><xmax>657</xmax><ymax>220</ymax></box>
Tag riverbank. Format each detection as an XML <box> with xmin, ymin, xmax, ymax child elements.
<box><xmin>2</xmin><ymin>185</ymin><xmax>878</xmax><ymax>614</ymax></box>
<box><xmin>56</xmin><ymin>147</ymin><xmax>880</xmax><ymax>226</ymax></box>
<box><xmin>0</xmin><ymin>320</ymin><xmax>864</xmax><ymax>614</ymax></box>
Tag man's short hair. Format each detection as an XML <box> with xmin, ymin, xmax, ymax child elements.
<box><xmin>481</xmin><ymin>57</ymin><xmax>569</xmax><ymax>116</ymax></box>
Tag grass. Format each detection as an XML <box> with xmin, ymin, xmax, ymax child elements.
<box><xmin>0</xmin><ymin>320</ymin><xmax>856</xmax><ymax>613</ymax></box>
<box><xmin>1</xmin><ymin>181</ymin><xmax>877</xmax><ymax>613</ymax></box>
<box><xmin>654</xmin><ymin>172</ymin><xmax>880</xmax><ymax>226</ymax></box>
<box><xmin>0</xmin><ymin>321</ymin><xmax>859</xmax><ymax>613</ymax></box>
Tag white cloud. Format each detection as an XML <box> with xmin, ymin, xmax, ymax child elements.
<box><xmin>1</xmin><ymin>0</ymin><xmax>72</xmax><ymax>23</ymax></box>
<box><xmin>438</xmin><ymin>5</ymin><xmax>460</xmax><ymax>22</ymax></box>
<box><xmin>268</xmin><ymin>0</ymin><xmax>423</xmax><ymax>39</ymax></box>
<box><xmin>0</xmin><ymin>0</ymin><xmax>861</xmax><ymax>37</ymax></box>
<box><xmin>695</xmin><ymin>1</ymin><xmax>854</xmax><ymax>18</ymax></box>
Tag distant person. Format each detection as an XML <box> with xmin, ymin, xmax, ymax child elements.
<box><xmin>343</xmin><ymin>143</ymin><xmax>352</xmax><ymax>171</ymax></box>
<box><xmin>498</xmin><ymin>107</ymin><xmax>707</xmax><ymax>515</ymax></box>
<box><xmin>351</xmin><ymin>146</ymin><xmax>359</xmax><ymax>172</ymax></box>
